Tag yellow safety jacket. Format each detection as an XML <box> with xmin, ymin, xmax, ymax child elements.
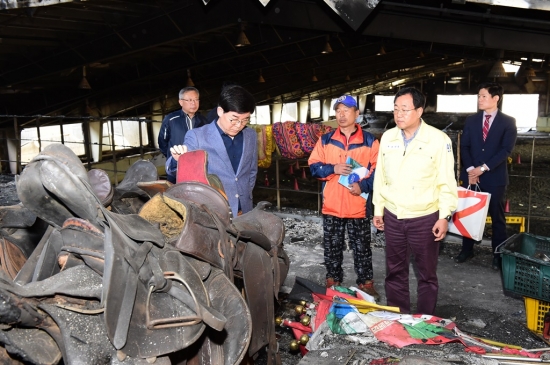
<box><xmin>373</xmin><ymin>120</ymin><xmax>458</xmax><ymax>220</ymax></box>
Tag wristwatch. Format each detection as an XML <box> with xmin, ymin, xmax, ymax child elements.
<box><xmin>445</xmin><ymin>215</ymin><xmax>452</xmax><ymax>222</ymax></box>
<box><xmin>480</xmin><ymin>166</ymin><xmax>486</xmax><ymax>172</ymax></box>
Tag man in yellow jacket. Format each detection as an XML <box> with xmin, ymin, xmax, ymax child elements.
<box><xmin>373</xmin><ymin>87</ymin><xmax>457</xmax><ymax>315</ymax></box>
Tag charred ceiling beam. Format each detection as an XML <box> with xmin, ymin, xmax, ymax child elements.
<box><xmin>0</xmin><ymin>0</ymin><xmax>346</xmax><ymax>89</ymax></box>
<box><xmin>371</xmin><ymin>2</ymin><xmax>550</xmax><ymax>54</ymax></box>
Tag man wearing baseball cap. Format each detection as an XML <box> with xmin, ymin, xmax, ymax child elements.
<box><xmin>308</xmin><ymin>95</ymin><xmax>381</xmax><ymax>300</ymax></box>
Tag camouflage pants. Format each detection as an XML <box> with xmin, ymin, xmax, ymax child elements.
<box><xmin>322</xmin><ymin>215</ymin><xmax>373</xmax><ymax>285</ymax></box>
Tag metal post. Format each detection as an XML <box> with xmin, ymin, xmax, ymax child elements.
<box><xmin>60</xmin><ymin>124</ymin><xmax>65</xmax><ymax>144</ymax></box>
<box><xmin>36</xmin><ymin>118</ymin><xmax>42</xmax><ymax>153</ymax></box>
<box><xmin>456</xmin><ymin>132</ymin><xmax>461</xmax><ymax>183</ymax></box>
<box><xmin>139</xmin><ymin>119</ymin><xmax>144</xmax><ymax>158</ymax></box>
<box><xmin>110</xmin><ymin>119</ymin><xmax>118</xmax><ymax>185</ymax></box>
<box><xmin>13</xmin><ymin>117</ymin><xmax>21</xmax><ymax>174</ymax></box>
<box><xmin>526</xmin><ymin>137</ymin><xmax>535</xmax><ymax>232</ymax></box>
<box><xmin>82</xmin><ymin>120</ymin><xmax>92</xmax><ymax>170</ymax></box>
<box><xmin>276</xmin><ymin>158</ymin><xmax>280</xmax><ymax>210</ymax></box>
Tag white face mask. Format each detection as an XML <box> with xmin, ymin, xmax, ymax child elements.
<box><xmin>356</xmin><ymin>115</ymin><xmax>364</xmax><ymax>124</ymax></box>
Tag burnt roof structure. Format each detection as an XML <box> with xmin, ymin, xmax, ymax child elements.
<box><xmin>0</xmin><ymin>0</ymin><xmax>549</xmax><ymax>129</ymax></box>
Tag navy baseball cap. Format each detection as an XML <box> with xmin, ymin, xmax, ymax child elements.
<box><xmin>333</xmin><ymin>95</ymin><xmax>357</xmax><ymax>110</ymax></box>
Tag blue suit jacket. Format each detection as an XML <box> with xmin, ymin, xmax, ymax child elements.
<box><xmin>184</xmin><ymin>121</ymin><xmax>258</xmax><ymax>216</ymax></box>
<box><xmin>459</xmin><ymin>110</ymin><xmax>517</xmax><ymax>187</ymax></box>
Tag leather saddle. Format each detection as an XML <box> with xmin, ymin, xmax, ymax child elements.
<box><xmin>139</xmin><ymin>150</ymin><xmax>289</xmax><ymax>365</ymax></box>
<box><xmin>2</xmin><ymin>144</ymin><xmax>251</xmax><ymax>365</ymax></box>
<box><xmin>110</xmin><ymin>159</ymin><xmax>160</xmax><ymax>214</ymax></box>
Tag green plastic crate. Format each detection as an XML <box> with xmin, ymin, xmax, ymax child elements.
<box><xmin>501</xmin><ymin>233</ymin><xmax>550</xmax><ymax>302</ymax></box>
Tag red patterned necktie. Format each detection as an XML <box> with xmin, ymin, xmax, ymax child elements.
<box><xmin>482</xmin><ymin>114</ymin><xmax>490</xmax><ymax>141</ymax></box>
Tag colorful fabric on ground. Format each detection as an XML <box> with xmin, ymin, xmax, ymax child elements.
<box><xmin>326</xmin><ymin>303</ymin><xmax>370</xmax><ymax>334</ymax></box>
<box><xmin>312</xmin><ymin>293</ymin><xmax>333</xmax><ymax>331</ymax></box>
<box><xmin>360</xmin><ymin>313</ymin><xmax>460</xmax><ymax>348</ymax></box>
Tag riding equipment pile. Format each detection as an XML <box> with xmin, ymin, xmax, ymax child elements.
<box><xmin>0</xmin><ymin>144</ymin><xmax>287</xmax><ymax>365</ymax></box>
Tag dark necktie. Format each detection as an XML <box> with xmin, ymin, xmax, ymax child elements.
<box><xmin>482</xmin><ymin>115</ymin><xmax>490</xmax><ymax>141</ymax></box>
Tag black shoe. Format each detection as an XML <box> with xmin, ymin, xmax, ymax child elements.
<box><xmin>454</xmin><ymin>250</ymin><xmax>474</xmax><ymax>263</ymax></box>
<box><xmin>492</xmin><ymin>256</ymin><xmax>502</xmax><ymax>271</ymax></box>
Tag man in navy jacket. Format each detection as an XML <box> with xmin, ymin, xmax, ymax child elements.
<box><xmin>158</xmin><ymin>87</ymin><xmax>208</xmax><ymax>183</ymax></box>
<box><xmin>455</xmin><ymin>82</ymin><xmax>517</xmax><ymax>270</ymax></box>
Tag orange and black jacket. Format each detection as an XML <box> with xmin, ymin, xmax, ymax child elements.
<box><xmin>308</xmin><ymin>124</ymin><xmax>380</xmax><ymax>218</ymax></box>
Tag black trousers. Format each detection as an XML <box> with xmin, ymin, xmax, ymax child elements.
<box><xmin>322</xmin><ymin>215</ymin><xmax>373</xmax><ymax>285</ymax></box>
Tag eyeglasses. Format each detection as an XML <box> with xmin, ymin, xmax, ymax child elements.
<box><xmin>393</xmin><ymin>108</ymin><xmax>416</xmax><ymax>115</ymax></box>
<box><xmin>227</xmin><ymin>117</ymin><xmax>251</xmax><ymax>126</ymax></box>
<box><xmin>180</xmin><ymin>98</ymin><xmax>200</xmax><ymax>103</ymax></box>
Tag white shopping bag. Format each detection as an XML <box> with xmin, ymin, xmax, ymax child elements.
<box><xmin>448</xmin><ymin>185</ymin><xmax>491</xmax><ymax>241</ymax></box>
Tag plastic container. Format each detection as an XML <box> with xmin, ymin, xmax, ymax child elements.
<box><xmin>524</xmin><ymin>297</ymin><xmax>550</xmax><ymax>334</ymax></box>
<box><xmin>500</xmin><ymin>233</ymin><xmax>550</xmax><ymax>301</ymax></box>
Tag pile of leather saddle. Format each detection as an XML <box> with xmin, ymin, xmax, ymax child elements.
<box><xmin>0</xmin><ymin>144</ymin><xmax>289</xmax><ymax>365</ymax></box>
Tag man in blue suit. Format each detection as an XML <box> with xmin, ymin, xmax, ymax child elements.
<box><xmin>455</xmin><ymin>82</ymin><xmax>517</xmax><ymax>270</ymax></box>
<box><xmin>167</xmin><ymin>85</ymin><xmax>257</xmax><ymax>216</ymax></box>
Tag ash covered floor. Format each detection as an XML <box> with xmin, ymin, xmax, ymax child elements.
<box><xmin>1</xmin><ymin>175</ymin><xmax>548</xmax><ymax>365</ymax></box>
<box><xmin>271</xmin><ymin>210</ymin><xmax>546</xmax><ymax>365</ymax></box>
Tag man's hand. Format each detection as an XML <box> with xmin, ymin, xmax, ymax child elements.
<box><xmin>468</xmin><ymin>166</ymin><xmax>484</xmax><ymax>179</ymax></box>
<box><xmin>170</xmin><ymin>145</ymin><xmax>188</xmax><ymax>161</ymax></box>
<box><xmin>468</xmin><ymin>176</ymin><xmax>479</xmax><ymax>185</ymax></box>
<box><xmin>432</xmin><ymin>219</ymin><xmax>448</xmax><ymax>241</ymax></box>
<box><xmin>349</xmin><ymin>182</ymin><xmax>361</xmax><ymax>196</ymax></box>
<box><xmin>334</xmin><ymin>163</ymin><xmax>352</xmax><ymax>175</ymax></box>
<box><xmin>373</xmin><ymin>216</ymin><xmax>385</xmax><ymax>231</ymax></box>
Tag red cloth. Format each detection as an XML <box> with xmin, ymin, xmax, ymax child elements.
<box><xmin>465</xmin><ymin>346</ymin><xmax>486</xmax><ymax>354</ymax></box>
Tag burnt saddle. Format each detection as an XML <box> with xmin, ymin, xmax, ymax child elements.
<box><xmin>0</xmin><ymin>144</ymin><xmax>252</xmax><ymax>365</ymax></box>
<box><xmin>139</xmin><ymin>150</ymin><xmax>290</xmax><ymax>365</ymax></box>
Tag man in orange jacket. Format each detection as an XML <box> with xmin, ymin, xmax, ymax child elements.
<box><xmin>309</xmin><ymin>95</ymin><xmax>380</xmax><ymax>300</ymax></box>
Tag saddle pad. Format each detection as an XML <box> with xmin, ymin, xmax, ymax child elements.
<box><xmin>176</xmin><ymin>150</ymin><xmax>209</xmax><ymax>185</ymax></box>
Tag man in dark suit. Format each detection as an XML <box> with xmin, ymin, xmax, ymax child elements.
<box><xmin>455</xmin><ymin>82</ymin><xmax>517</xmax><ymax>270</ymax></box>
